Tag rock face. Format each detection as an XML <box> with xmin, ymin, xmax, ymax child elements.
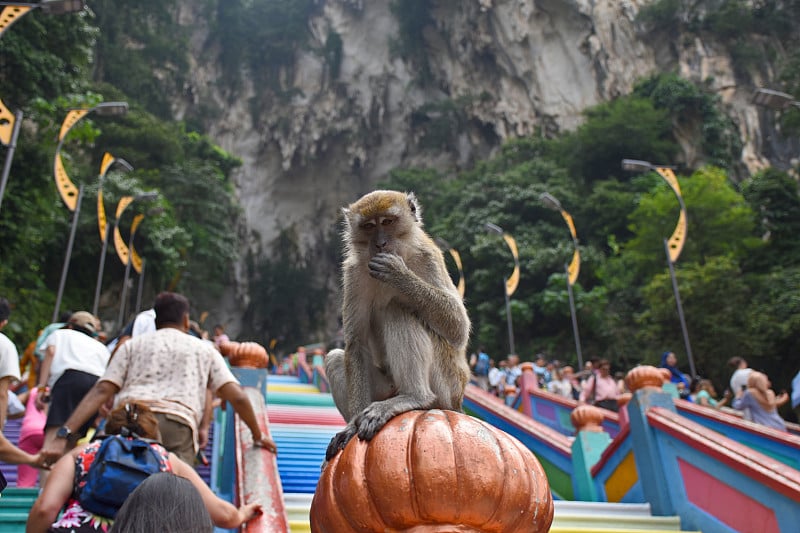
<box><xmin>167</xmin><ymin>0</ymin><xmax>785</xmax><ymax>337</ymax></box>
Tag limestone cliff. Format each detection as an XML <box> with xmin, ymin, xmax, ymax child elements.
<box><xmin>162</xmin><ymin>0</ymin><xmax>792</xmax><ymax>338</ymax></box>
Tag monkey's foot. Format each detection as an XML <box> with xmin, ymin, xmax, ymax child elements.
<box><xmin>353</xmin><ymin>403</ymin><xmax>395</xmax><ymax>441</ymax></box>
<box><xmin>325</xmin><ymin>425</ymin><xmax>357</xmax><ymax>461</ymax></box>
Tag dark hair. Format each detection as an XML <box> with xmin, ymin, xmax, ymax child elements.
<box><xmin>104</xmin><ymin>401</ymin><xmax>161</xmax><ymax>441</ymax></box>
<box><xmin>727</xmin><ymin>356</ymin><xmax>745</xmax><ymax>369</ymax></box>
<box><xmin>0</xmin><ymin>298</ymin><xmax>9</xmax><ymax>323</ymax></box>
<box><xmin>597</xmin><ymin>359</ymin><xmax>611</xmax><ymax>370</ymax></box>
<box><xmin>153</xmin><ymin>292</ymin><xmax>189</xmax><ymax>328</ymax></box>
<box><xmin>110</xmin><ymin>473</ymin><xmax>213</xmax><ymax>533</ymax></box>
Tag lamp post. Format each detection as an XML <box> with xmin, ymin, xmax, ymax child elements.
<box><xmin>0</xmin><ymin>1</ymin><xmax>87</xmax><ymax>215</ymax></box>
<box><xmin>540</xmin><ymin>192</ymin><xmax>583</xmax><ymax>370</ymax></box>
<box><xmin>434</xmin><ymin>238</ymin><xmax>466</xmax><ymax>299</ymax></box>
<box><xmin>51</xmin><ymin>101</ymin><xmax>129</xmax><ymax>322</ymax></box>
<box><xmin>92</xmin><ymin>153</ymin><xmax>134</xmax><ymax>316</ymax></box>
<box><xmin>622</xmin><ymin>159</ymin><xmax>696</xmax><ymax>379</ymax></box>
<box><xmin>114</xmin><ymin>194</ymin><xmax>158</xmax><ymax>329</ymax></box>
<box><xmin>485</xmin><ymin>222</ymin><xmax>519</xmax><ymax>356</ymax></box>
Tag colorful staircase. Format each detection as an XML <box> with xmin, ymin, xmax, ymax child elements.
<box><xmin>266</xmin><ymin>374</ymin><xmax>345</xmax><ymax>532</ymax></box>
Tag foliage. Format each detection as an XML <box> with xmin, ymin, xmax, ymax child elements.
<box><xmin>242</xmin><ymin>228</ymin><xmax>328</xmax><ymax>351</ymax></box>
<box><xmin>212</xmin><ymin>0</ymin><xmax>315</xmax><ymax>94</ymax></box>
<box><xmin>555</xmin><ymin>97</ymin><xmax>678</xmax><ymax>182</ymax></box>
<box><xmin>633</xmin><ymin>74</ymin><xmax>742</xmax><ymax>170</ymax></box>
<box><xmin>89</xmin><ymin>0</ymin><xmax>189</xmax><ymax>119</ymax></box>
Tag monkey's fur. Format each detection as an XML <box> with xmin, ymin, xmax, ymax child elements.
<box><xmin>324</xmin><ymin>190</ymin><xmax>471</xmax><ymax>460</ymax></box>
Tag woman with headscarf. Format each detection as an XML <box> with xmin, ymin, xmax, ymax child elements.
<box><xmin>660</xmin><ymin>351</ymin><xmax>691</xmax><ymax>399</ymax></box>
<box><xmin>732</xmin><ymin>371</ymin><xmax>788</xmax><ymax>431</ymax></box>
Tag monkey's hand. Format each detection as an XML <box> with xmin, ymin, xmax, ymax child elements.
<box><xmin>368</xmin><ymin>252</ymin><xmax>410</xmax><ymax>285</ymax></box>
<box><xmin>325</xmin><ymin>424</ymin><xmax>358</xmax><ymax>461</ymax></box>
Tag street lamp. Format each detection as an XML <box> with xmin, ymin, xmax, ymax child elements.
<box><xmin>435</xmin><ymin>238</ymin><xmax>466</xmax><ymax>298</ymax></box>
<box><xmin>751</xmin><ymin>88</ymin><xmax>800</xmax><ymax>111</ymax></box>
<box><xmin>51</xmin><ymin>101</ymin><xmax>129</xmax><ymax>322</ymax></box>
<box><xmin>540</xmin><ymin>192</ymin><xmax>583</xmax><ymax>370</ymax></box>
<box><xmin>92</xmin><ymin>153</ymin><xmax>134</xmax><ymax>316</ymax></box>
<box><xmin>0</xmin><ymin>1</ymin><xmax>87</xmax><ymax>215</ymax></box>
<box><xmin>622</xmin><ymin>159</ymin><xmax>696</xmax><ymax>379</ymax></box>
<box><xmin>485</xmin><ymin>222</ymin><xmax>520</xmax><ymax>355</ymax></box>
<box><xmin>114</xmin><ymin>193</ymin><xmax>158</xmax><ymax>329</ymax></box>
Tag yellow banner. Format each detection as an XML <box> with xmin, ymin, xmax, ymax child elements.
<box><xmin>114</xmin><ymin>223</ymin><xmax>129</xmax><ymax>265</ymax></box>
<box><xmin>115</xmin><ymin>196</ymin><xmax>134</xmax><ymax>219</ymax></box>
<box><xmin>130</xmin><ymin>214</ymin><xmax>144</xmax><ymax>274</ymax></box>
<box><xmin>54</xmin><ymin>153</ymin><xmax>79</xmax><ymax>211</ymax></box>
<box><xmin>448</xmin><ymin>248</ymin><xmax>465</xmax><ymax>298</ymax></box>
<box><xmin>0</xmin><ymin>97</ymin><xmax>15</xmax><ymax>146</ymax></box>
<box><xmin>58</xmin><ymin>109</ymin><xmax>90</xmax><ymax>141</ymax></box>
<box><xmin>503</xmin><ymin>233</ymin><xmax>520</xmax><ymax>296</ymax></box>
<box><xmin>0</xmin><ymin>6</ymin><xmax>31</xmax><ymax>39</ymax></box>
<box><xmin>567</xmin><ymin>249</ymin><xmax>581</xmax><ymax>286</ymax></box>
<box><xmin>668</xmin><ymin>208</ymin><xmax>688</xmax><ymax>263</ymax></box>
<box><xmin>97</xmin><ymin>190</ymin><xmax>107</xmax><ymax>242</ymax></box>
<box><xmin>100</xmin><ymin>152</ymin><xmax>115</xmax><ymax>177</ymax></box>
<box><xmin>562</xmin><ymin>211</ymin><xmax>578</xmax><ymax>240</ymax></box>
<box><xmin>656</xmin><ymin>167</ymin><xmax>687</xmax><ymax>263</ymax></box>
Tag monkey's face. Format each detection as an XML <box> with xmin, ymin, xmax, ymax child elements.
<box><xmin>345</xmin><ymin>190</ymin><xmax>421</xmax><ymax>258</ymax></box>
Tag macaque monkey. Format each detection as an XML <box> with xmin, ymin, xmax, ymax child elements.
<box><xmin>324</xmin><ymin>190</ymin><xmax>471</xmax><ymax>460</ymax></box>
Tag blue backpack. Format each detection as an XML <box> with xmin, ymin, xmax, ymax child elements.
<box><xmin>78</xmin><ymin>430</ymin><xmax>168</xmax><ymax>518</ymax></box>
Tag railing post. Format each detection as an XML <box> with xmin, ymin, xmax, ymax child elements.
<box><xmin>519</xmin><ymin>362</ymin><xmax>536</xmax><ymax>417</ymax></box>
<box><xmin>570</xmin><ymin>405</ymin><xmax>612</xmax><ymax>501</ymax></box>
<box><xmin>625</xmin><ymin>366</ymin><xmax>678</xmax><ymax>516</ymax></box>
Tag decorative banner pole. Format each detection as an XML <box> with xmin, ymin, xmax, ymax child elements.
<box><xmin>485</xmin><ymin>222</ymin><xmax>520</xmax><ymax>355</ymax></box>
<box><xmin>92</xmin><ymin>153</ymin><xmax>134</xmax><ymax>316</ymax></box>
<box><xmin>540</xmin><ymin>192</ymin><xmax>583</xmax><ymax>370</ymax></box>
<box><xmin>622</xmin><ymin>159</ymin><xmax>695</xmax><ymax>378</ymax></box>
<box><xmin>51</xmin><ymin>102</ymin><xmax>128</xmax><ymax>321</ymax></box>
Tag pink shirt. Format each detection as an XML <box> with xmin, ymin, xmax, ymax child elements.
<box><xmin>20</xmin><ymin>388</ymin><xmax>47</xmax><ymax>438</ymax></box>
<box><xmin>580</xmin><ymin>373</ymin><xmax>619</xmax><ymax>403</ymax></box>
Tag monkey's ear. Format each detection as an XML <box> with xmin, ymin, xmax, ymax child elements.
<box><xmin>341</xmin><ymin>206</ymin><xmax>353</xmax><ymax>231</ymax></box>
<box><xmin>406</xmin><ymin>192</ymin><xmax>422</xmax><ymax>224</ymax></box>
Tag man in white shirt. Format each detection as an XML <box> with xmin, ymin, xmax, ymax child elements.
<box><xmin>0</xmin><ymin>298</ymin><xmax>22</xmax><ymax>429</ymax></box>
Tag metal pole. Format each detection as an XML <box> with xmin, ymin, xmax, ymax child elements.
<box><xmin>116</xmin><ymin>230</ymin><xmax>135</xmax><ymax>330</ymax></box>
<box><xmin>0</xmin><ymin>110</ymin><xmax>23</xmax><ymax>216</ymax></box>
<box><xmin>664</xmin><ymin>238</ymin><xmax>696</xmax><ymax>379</ymax></box>
<box><xmin>135</xmin><ymin>259</ymin><xmax>146</xmax><ymax>314</ymax></box>
<box><xmin>566</xmin><ymin>264</ymin><xmax>583</xmax><ymax>370</ymax></box>
<box><xmin>92</xmin><ymin>222</ymin><xmax>112</xmax><ymax>316</ymax></box>
<box><xmin>52</xmin><ymin>184</ymin><xmax>84</xmax><ymax>322</ymax></box>
<box><xmin>503</xmin><ymin>282</ymin><xmax>515</xmax><ymax>355</ymax></box>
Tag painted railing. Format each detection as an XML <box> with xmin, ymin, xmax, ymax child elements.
<box><xmin>515</xmin><ymin>364</ymin><xmax>621</xmax><ymax>437</ymax></box>
<box><xmin>215</xmin><ymin>367</ymin><xmax>289</xmax><ymax>533</ymax></box>
<box><xmin>626</xmin><ymin>366</ymin><xmax>800</xmax><ymax>533</ymax></box>
<box><xmin>675</xmin><ymin>399</ymin><xmax>800</xmax><ymax>470</ymax></box>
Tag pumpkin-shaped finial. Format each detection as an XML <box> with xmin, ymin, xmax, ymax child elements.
<box><xmin>218</xmin><ymin>340</ymin><xmax>237</xmax><ymax>357</ymax></box>
<box><xmin>571</xmin><ymin>404</ymin><xmax>606</xmax><ymax>432</ymax></box>
<box><xmin>228</xmin><ymin>341</ymin><xmax>268</xmax><ymax>368</ymax></box>
<box><xmin>310</xmin><ymin>409</ymin><xmax>553</xmax><ymax>532</ymax></box>
<box><xmin>625</xmin><ymin>365</ymin><xmax>666</xmax><ymax>393</ymax></box>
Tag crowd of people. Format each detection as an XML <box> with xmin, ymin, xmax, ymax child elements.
<box><xmin>469</xmin><ymin>348</ymin><xmax>799</xmax><ymax>428</ymax></box>
<box><xmin>0</xmin><ymin>293</ymin><xmax>274</xmax><ymax>532</ymax></box>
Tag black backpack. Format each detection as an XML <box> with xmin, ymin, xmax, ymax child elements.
<box><xmin>78</xmin><ymin>429</ymin><xmax>168</xmax><ymax>518</ymax></box>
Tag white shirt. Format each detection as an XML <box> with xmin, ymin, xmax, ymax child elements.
<box><xmin>730</xmin><ymin>368</ymin><xmax>753</xmax><ymax>395</ymax></box>
<box><xmin>43</xmin><ymin>329</ymin><xmax>110</xmax><ymax>387</ymax></box>
<box><xmin>131</xmin><ymin>308</ymin><xmax>156</xmax><ymax>337</ymax></box>
<box><xmin>0</xmin><ymin>332</ymin><xmax>21</xmax><ymax>381</ymax></box>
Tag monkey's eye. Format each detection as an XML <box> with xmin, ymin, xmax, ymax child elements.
<box><xmin>381</xmin><ymin>218</ymin><xmax>394</xmax><ymax>226</ymax></box>
<box><xmin>361</xmin><ymin>221</ymin><xmax>376</xmax><ymax>230</ymax></box>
